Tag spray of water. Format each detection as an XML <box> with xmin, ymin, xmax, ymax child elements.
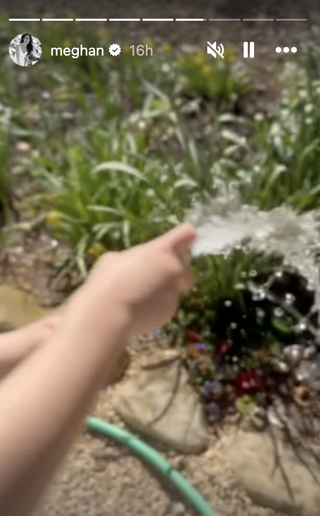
<box><xmin>187</xmin><ymin>190</ymin><xmax>320</xmax><ymax>336</ymax></box>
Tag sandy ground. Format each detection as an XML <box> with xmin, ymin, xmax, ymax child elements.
<box><xmin>32</xmin><ymin>349</ymin><xmax>286</xmax><ymax>516</ymax></box>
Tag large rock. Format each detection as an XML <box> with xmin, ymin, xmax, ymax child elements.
<box><xmin>227</xmin><ymin>428</ymin><xmax>320</xmax><ymax>516</ymax></box>
<box><xmin>114</xmin><ymin>353</ymin><xmax>209</xmax><ymax>454</ymax></box>
<box><xmin>0</xmin><ymin>285</ymin><xmax>48</xmax><ymax>331</ymax></box>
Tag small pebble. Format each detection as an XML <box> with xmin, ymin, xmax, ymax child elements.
<box><xmin>171</xmin><ymin>501</ymin><xmax>186</xmax><ymax>516</ymax></box>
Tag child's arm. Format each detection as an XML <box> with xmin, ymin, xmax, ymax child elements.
<box><xmin>0</xmin><ymin>296</ymin><xmax>131</xmax><ymax>516</ymax></box>
<box><xmin>0</xmin><ymin>224</ymin><xmax>196</xmax><ymax>516</ymax></box>
<box><xmin>0</xmin><ymin>315</ymin><xmax>60</xmax><ymax>379</ymax></box>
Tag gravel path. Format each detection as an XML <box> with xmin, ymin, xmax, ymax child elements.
<box><xmin>32</xmin><ymin>350</ymin><xmax>286</xmax><ymax>516</ymax></box>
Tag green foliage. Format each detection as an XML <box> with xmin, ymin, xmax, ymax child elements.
<box><xmin>29</xmin><ymin>122</ymin><xmax>211</xmax><ymax>275</ymax></box>
<box><xmin>240</xmin><ymin>42</ymin><xmax>320</xmax><ymax>211</ymax></box>
<box><xmin>174</xmin><ymin>248</ymin><xmax>314</xmax><ymax>350</ymax></box>
<box><xmin>0</xmin><ymin>113</ymin><xmax>14</xmax><ymax>226</ymax></box>
<box><xmin>177</xmin><ymin>49</ymin><xmax>251</xmax><ymax>108</ymax></box>
<box><xmin>0</xmin><ymin>18</ymin><xmax>320</xmax><ymax>417</ymax></box>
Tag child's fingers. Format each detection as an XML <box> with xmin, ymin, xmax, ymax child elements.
<box><xmin>156</xmin><ymin>224</ymin><xmax>197</xmax><ymax>255</ymax></box>
<box><xmin>178</xmin><ymin>269</ymin><xmax>196</xmax><ymax>293</ymax></box>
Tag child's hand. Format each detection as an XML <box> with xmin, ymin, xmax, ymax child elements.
<box><xmin>67</xmin><ymin>224</ymin><xmax>197</xmax><ymax>337</ymax></box>
<box><xmin>0</xmin><ymin>311</ymin><xmax>62</xmax><ymax>379</ymax></box>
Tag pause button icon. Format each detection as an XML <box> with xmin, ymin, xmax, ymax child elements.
<box><xmin>243</xmin><ymin>42</ymin><xmax>254</xmax><ymax>58</ymax></box>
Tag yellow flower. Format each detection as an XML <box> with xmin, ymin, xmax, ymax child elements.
<box><xmin>87</xmin><ymin>242</ymin><xmax>106</xmax><ymax>258</ymax></box>
<box><xmin>178</xmin><ymin>54</ymin><xmax>187</xmax><ymax>66</ymax></box>
<box><xmin>192</xmin><ymin>52</ymin><xmax>206</xmax><ymax>65</ymax></box>
<box><xmin>161</xmin><ymin>42</ymin><xmax>172</xmax><ymax>53</ymax></box>
<box><xmin>201</xmin><ymin>64</ymin><xmax>212</xmax><ymax>76</ymax></box>
<box><xmin>98</xmin><ymin>27</ymin><xmax>109</xmax><ymax>40</ymax></box>
<box><xmin>142</xmin><ymin>37</ymin><xmax>154</xmax><ymax>48</ymax></box>
<box><xmin>46</xmin><ymin>211</ymin><xmax>61</xmax><ymax>227</ymax></box>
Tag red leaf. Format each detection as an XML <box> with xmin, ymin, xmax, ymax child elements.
<box><xmin>236</xmin><ymin>370</ymin><xmax>259</xmax><ymax>394</ymax></box>
<box><xmin>186</xmin><ymin>331</ymin><xmax>202</xmax><ymax>343</ymax></box>
<box><xmin>215</xmin><ymin>339</ymin><xmax>231</xmax><ymax>356</ymax></box>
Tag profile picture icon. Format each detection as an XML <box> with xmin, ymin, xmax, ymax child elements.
<box><xmin>9</xmin><ymin>33</ymin><xmax>42</xmax><ymax>67</ymax></box>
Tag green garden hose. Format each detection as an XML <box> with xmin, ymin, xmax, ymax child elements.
<box><xmin>86</xmin><ymin>416</ymin><xmax>218</xmax><ymax>516</ymax></box>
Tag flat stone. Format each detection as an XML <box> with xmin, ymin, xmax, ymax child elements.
<box><xmin>140</xmin><ymin>348</ymin><xmax>181</xmax><ymax>369</ymax></box>
<box><xmin>227</xmin><ymin>428</ymin><xmax>320</xmax><ymax>516</ymax></box>
<box><xmin>0</xmin><ymin>285</ymin><xmax>48</xmax><ymax>331</ymax></box>
<box><xmin>114</xmin><ymin>358</ymin><xmax>209</xmax><ymax>454</ymax></box>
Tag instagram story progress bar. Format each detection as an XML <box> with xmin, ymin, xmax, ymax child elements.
<box><xmin>243</xmin><ymin>41</ymin><xmax>254</xmax><ymax>58</ymax></box>
<box><xmin>8</xmin><ymin>18</ymin><xmax>308</xmax><ymax>22</ymax></box>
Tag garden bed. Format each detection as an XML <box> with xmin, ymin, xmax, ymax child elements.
<box><xmin>1</xmin><ymin>16</ymin><xmax>320</xmax><ymax>516</ymax></box>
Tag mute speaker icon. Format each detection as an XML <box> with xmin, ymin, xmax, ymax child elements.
<box><xmin>207</xmin><ymin>41</ymin><xmax>224</xmax><ymax>59</ymax></box>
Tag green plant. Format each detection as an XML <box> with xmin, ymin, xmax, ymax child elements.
<box><xmin>240</xmin><ymin>43</ymin><xmax>320</xmax><ymax>211</ymax></box>
<box><xmin>28</xmin><ymin>122</ymin><xmax>200</xmax><ymax>275</ymax></box>
<box><xmin>177</xmin><ymin>49</ymin><xmax>251</xmax><ymax>109</ymax></box>
<box><xmin>1</xmin><ymin>17</ymin><xmax>320</xmax><ymax>427</ymax></box>
<box><xmin>168</xmin><ymin>247</ymin><xmax>319</xmax><ymax>423</ymax></box>
<box><xmin>0</xmin><ymin>112</ymin><xmax>16</xmax><ymax>226</ymax></box>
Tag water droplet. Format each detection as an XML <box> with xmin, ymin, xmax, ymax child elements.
<box><xmin>275</xmin><ymin>271</ymin><xmax>283</xmax><ymax>279</ymax></box>
<box><xmin>256</xmin><ymin>308</ymin><xmax>265</xmax><ymax>318</ymax></box>
<box><xmin>302</xmin><ymin>345</ymin><xmax>316</xmax><ymax>359</ymax></box>
<box><xmin>297</xmin><ymin>320</ymin><xmax>308</xmax><ymax>332</ymax></box>
<box><xmin>253</xmin><ymin>289</ymin><xmax>266</xmax><ymax>301</ymax></box>
<box><xmin>275</xmin><ymin>360</ymin><xmax>289</xmax><ymax>373</ymax></box>
<box><xmin>283</xmin><ymin>344</ymin><xmax>303</xmax><ymax>365</ymax></box>
<box><xmin>273</xmin><ymin>307</ymin><xmax>284</xmax><ymax>318</ymax></box>
<box><xmin>249</xmin><ymin>269</ymin><xmax>257</xmax><ymax>277</ymax></box>
<box><xmin>224</xmin><ymin>300</ymin><xmax>232</xmax><ymax>307</ymax></box>
<box><xmin>230</xmin><ymin>322</ymin><xmax>237</xmax><ymax>329</ymax></box>
<box><xmin>284</xmin><ymin>292</ymin><xmax>295</xmax><ymax>305</ymax></box>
